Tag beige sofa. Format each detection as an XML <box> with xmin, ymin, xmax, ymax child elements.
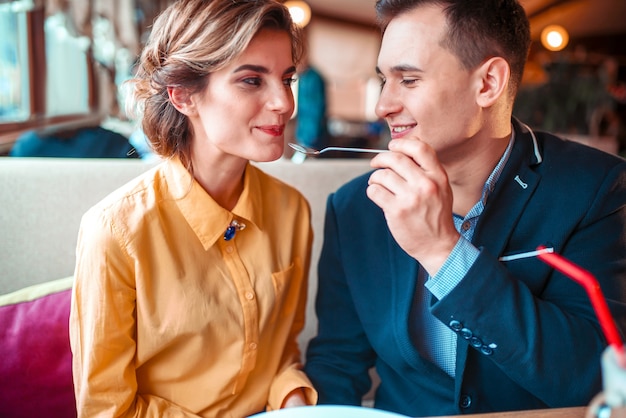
<box><xmin>0</xmin><ymin>156</ymin><xmax>373</xmax><ymax>417</ymax></box>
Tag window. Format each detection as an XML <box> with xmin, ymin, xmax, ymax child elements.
<box><xmin>44</xmin><ymin>10</ymin><xmax>90</xmax><ymax>116</ymax></box>
<box><xmin>0</xmin><ymin>0</ymin><xmax>95</xmax><ymax>154</ymax></box>
<box><xmin>0</xmin><ymin>1</ymin><xmax>30</xmax><ymax>122</ymax></box>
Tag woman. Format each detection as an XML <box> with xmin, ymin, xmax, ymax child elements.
<box><xmin>69</xmin><ymin>0</ymin><xmax>317</xmax><ymax>416</ymax></box>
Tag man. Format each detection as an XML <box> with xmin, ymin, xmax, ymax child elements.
<box><xmin>304</xmin><ymin>0</ymin><xmax>626</xmax><ymax>416</ymax></box>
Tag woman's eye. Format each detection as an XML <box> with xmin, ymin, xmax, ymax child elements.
<box><xmin>283</xmin><ymin>77</ymin><xmax>296</xmax><ymax>86</ymax></box>
<box><xmin>242</xmin><ymin>77</ymin><xmax>262</xmax><ymax>86</ymax></box>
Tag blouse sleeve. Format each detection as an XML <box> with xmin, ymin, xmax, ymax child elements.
<box><xmin>69</xmin><ymin>207</ymin><xmax>202</xmax><ymax>418</ymax></box>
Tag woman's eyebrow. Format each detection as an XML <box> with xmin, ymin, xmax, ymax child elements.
<box><xmin>233</xmin><ymin>65</ymin><xmax>297</xmax><ymax>75</ymax></box>
<box><xmin>234</xmin><ymin>64</ymin><xmax>269</xmax><ymax>74</ymax></box>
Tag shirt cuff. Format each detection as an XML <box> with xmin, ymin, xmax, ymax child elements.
<box><xmin>425</xmin><ymin>237</ymin><xmax>479</xmax><ymax>300</ymax></box>
<box><xmin>267</xmin><ymin>367</ymin><xmax>317</xmax><ymax>410</ymax></box>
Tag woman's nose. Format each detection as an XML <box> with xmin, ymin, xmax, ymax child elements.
<box><xmin>267</xmin><ymin>85</ymin><xmax>294</xmax><ymax>115</ymax></box>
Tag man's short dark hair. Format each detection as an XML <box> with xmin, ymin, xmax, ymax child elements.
<box><xmin>375</xmin><ymin>0</ymin><xmax>531</xmax><ymax>98</ymax></box>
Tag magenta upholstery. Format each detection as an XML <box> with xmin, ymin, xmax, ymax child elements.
<box><xmin>0</xmin><ymin>280</ymin><xmax>76</xmax><ymax>418</ymax></box>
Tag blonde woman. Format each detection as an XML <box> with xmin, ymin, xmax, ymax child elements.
<box><xmin>69</xmin><ymin>0</ymin><xmax>317</xmax><ymax>416</ymax></box>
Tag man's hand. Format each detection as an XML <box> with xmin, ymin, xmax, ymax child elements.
<box><xmin>367</xmin><ymin>137</ymin><xmax>460</xmax><ymax>275</ymax></box>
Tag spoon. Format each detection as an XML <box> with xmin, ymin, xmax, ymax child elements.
<box><xmin>288</xmin><ymin>143</ymin><xmax>388</xmax><ymax>156</ymax></box>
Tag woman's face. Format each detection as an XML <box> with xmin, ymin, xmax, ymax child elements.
<box><xmin>187</xmin><ymin>29</ymin><xmax>296</xmax><ymax>164</ymax></box>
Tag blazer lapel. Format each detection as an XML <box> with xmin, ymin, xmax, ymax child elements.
<box><xmin>474</xmin><ymin>121</ymin><xmax>542</xmax><ymax>257</ymax></box>
<box><xmin>456</xmin><ymin>120</ymin><xmax>543</xmax><ymax>383</ymax></box>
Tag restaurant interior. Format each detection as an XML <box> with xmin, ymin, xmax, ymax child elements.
<box><xmin>0</xmin><ymin>0</ymin><xmax>625</xmax><ymax>156</ymax></box>
<box><xmin>0</xmin><ymin>2</ymin><xmax>625</xmax><ymax>417</ymax></box>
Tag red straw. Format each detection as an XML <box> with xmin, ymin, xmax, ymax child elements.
<box><xmin>536</xmin><ymin>245</ymin><xmax>625</xmax><ymax>366</ymax></box>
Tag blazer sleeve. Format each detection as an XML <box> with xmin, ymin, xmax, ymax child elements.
<box><xmin>304</xmin><ymin>193</ymin><xmax>378</xmax><ymax>405</ymax></box>
<box><xmin>70</xmin><ymin>208</ymin><xmax>204</xmax><ymax>418</ymax></box>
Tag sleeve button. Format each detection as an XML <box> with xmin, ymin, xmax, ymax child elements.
<box><xmin>480</xmin><ymin>345</ymin><xmax>494</xmax><ymax>356</ymax></box>
<box><xmin>460</xmin><ymin>394</ymin><xmax>472</xmax><ymax>409</ymax></box>
<box><xmin>460</xmin><ymin>328</ymin><xmax>473</xmax><ymax>339</ymax></box>
<box><xmin>449</xmin><ymin>320</ymin><xmax>463</xmax><ymax>331</ymax></box>
<box><xmin>470</xmin><ymin>336</ymin><xmax>483</xmax><ymax>348</ymax></box>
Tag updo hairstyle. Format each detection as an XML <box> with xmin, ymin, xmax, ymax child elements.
<box><xmin>129</xmin><ymin>0</ymin><xmax>304</xmax><ymax>166</ymax></box>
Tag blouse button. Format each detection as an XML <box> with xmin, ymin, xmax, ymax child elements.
<box><xmin>249</xmin><ymin>342</ymin><xmax>258</xmax><ymax>350</ymax></box>
<box><xmin>245</xmin><ymin>291</ymin><xmax>254</xmax><ymax>300</ymax></box>
<box><xmin>225</xmin><ymin>246</ymin><xmax>234</xmax><ymax>254</ymax></box>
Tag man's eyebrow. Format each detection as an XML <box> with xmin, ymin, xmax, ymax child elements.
<box><xmin>376</xmin><ymin>64</ymin><xmax>423</xmax><ymax>75</ymax></box>
<box><xmin>233</xmin><ymin>64</ymin><xmax>297</xmax><ymax>75</ymax></box>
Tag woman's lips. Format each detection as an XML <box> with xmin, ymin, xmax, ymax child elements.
<box><xmin>257</xmin><ymin>125</ymin><xmax>285</xmax><ymax>137</ymax></box>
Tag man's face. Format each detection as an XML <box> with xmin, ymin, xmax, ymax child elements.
<box><xmin>375</xmin><ymin>4</ymin><xmax>483</xmax><ymax>160</ymax></box>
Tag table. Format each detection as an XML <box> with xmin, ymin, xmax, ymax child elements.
<box><xmin>252</xmin><ymin>405</ymin><xmax>589</xmax><ymax>418</ymax></box>
<box><xmin>436</xmin><ymin>406</ymin><xmax>587</xmax><ymax>418</ymax></box>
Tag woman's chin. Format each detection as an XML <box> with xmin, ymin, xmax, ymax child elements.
<box><xmin>252</xmin><ymin>148</ymin><xmax>285</xmax><ymax>163</ymax></box>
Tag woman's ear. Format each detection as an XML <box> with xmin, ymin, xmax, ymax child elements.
<box><xmin>475</xmin><ymin>57</ymin><xmax>510</xmax><ymax>108</ymax></box>
<box><xmin>167</xmin><ymin>86</ymin><xmax>197</xmax><ymax>116</ymax></box>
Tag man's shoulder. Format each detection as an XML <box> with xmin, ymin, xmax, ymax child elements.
<box><xmin>329</xmin><ymin>170</ymin><xmax>379</xmax><ymax>215</ymax></box>
<box><xmin>536</xmin><ymin>130</ymin><xmax>625</xmax><ymax>172</ymax></box>
<box><xmin>335</xmin><ymin>170</ymin><xmax>372</xmax><ymax>195</ymax></box>
<box><xmin>513</xmin><ymin>120</ymin><xmax>625</xmax><ymax>174</ymax></box>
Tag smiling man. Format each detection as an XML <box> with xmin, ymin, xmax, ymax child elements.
<box><xmin>304</xmin><ymin>0</ymin><xmax>626</xmax><ymax>416</ymax></box>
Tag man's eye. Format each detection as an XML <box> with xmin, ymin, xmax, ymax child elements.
<box><xmin>401</xmin><ymin>78</ymin><xmax>418</xmax><ymax>86</ymax></box>
<box><xmin>284</xmin><ymin>77</ymin><xmax>296</xmax><ymax>86</ymax></box>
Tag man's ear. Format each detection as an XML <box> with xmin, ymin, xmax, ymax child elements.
<box><xmin>167</xmin><ymin>86</ymin><xmax>197</xmax><ymax>116</ymax></box>
<box><xmin>475</xmin><ymin>57</ymin><xmax>510</xmax><ymax>107</ymax></box>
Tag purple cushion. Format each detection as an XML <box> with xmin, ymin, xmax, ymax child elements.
<box><xmin>0</xmin><ymin>278</ymin><xmax>76</xmax><ymax>418</ymax></box>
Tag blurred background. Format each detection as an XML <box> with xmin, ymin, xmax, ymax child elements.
<box><xmin>1</xmin><ymin>0</ymin><xmax>625</xmax><ymax>158</ymax></box>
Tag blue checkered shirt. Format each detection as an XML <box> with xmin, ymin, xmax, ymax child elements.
<box><xmin>410</xmin><ymin>133</ymin><xmax>514</xmax><ymax>377</ymax></box>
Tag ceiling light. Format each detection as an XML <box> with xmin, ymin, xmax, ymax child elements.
<box><xmin>541</xmin><ymin>25</ymin><xmax>569</xmax><ymax>52</ymax></box>
<box><xmin>285</xmin><ymin>1</ymin><xmax>311</xmax><ymax>28</ymax></box>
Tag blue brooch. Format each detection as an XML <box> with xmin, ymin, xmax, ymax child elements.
<box><xmin>224</xmin><ymin>219</ymin><xmax>246</xmax><ymax>241</ymax></box>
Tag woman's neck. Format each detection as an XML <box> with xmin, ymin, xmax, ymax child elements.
<box><xmin>191</xmin><ymin>154</ymin><xmax>248</xmax><ymax>211</ymax></box>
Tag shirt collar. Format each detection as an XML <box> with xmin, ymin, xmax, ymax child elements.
<box><xmin>460</xmin><ymin>128</ymin><xmax>515</xmax><ymax>221</ymax></box>
<box><xmin>163</xmin><ymin>157</ymin><xmax>264</xmax><ymax>250</ymax></box>
<box><xmin>480</xmin><ymin>127</ymin><xmax>515</xmax><ymax>205</ymax></box>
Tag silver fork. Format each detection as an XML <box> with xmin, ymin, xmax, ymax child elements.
<box><xmin>288</xmin><ymin>143</ymin><xmax>388</xmax><ymax>156</ymax></box>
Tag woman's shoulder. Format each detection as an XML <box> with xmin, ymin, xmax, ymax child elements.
<box><xmin>84</xmin><ymin>162</ymin><xmax>167</xmax><ymax>222</ymax></box>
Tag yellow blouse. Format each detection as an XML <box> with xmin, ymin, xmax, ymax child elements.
<box><xmin>70</xmin><ymin>157</ymin><xmax>316</xmax><ymax>417</ymax></box>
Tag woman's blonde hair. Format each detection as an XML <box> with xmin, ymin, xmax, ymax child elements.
<box><xmin>129</xmin><ymin>0</ymin><xmax>304</xmax><ymax>166</ymax></box>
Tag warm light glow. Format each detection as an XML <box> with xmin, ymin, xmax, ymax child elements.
<box><xmin>285</xmin><ymin>1</ymin><xmax>311</xmax><ymax>27</ymax></box>
<box><xmin>541</xmin><ymin>25</ymin><xmax>569</xmax><ymax>52</ymax></box>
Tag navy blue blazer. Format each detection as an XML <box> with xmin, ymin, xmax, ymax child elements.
<box><xmin>305</xmin><ymin>119</ymin><xmax>626</xmax><ymax>416</ymax></box>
